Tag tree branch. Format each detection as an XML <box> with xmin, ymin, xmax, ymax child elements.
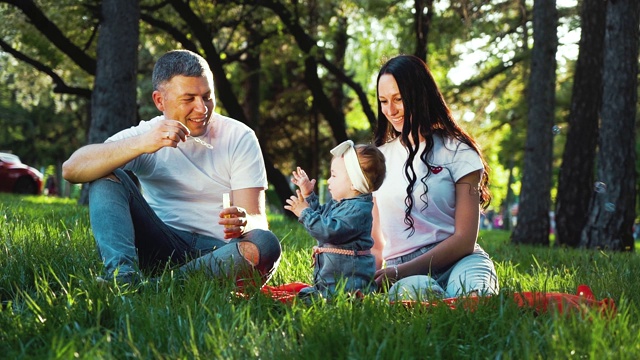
<box><xmin>1</xmin><ymin>0</ymin><xmax>96</xmax><ymax>75</ymax></box>
<box><xmin>139</xmin><ymin>12</ymin><xmax>199</xmax><ymax>52</ymax></box>
<box><xmin>452</xmin><ymin>49</ymin><xmax>530</xmax><ymax>91</ymax></box>
<box><xmin>253</xmin><ymin>0</ymin><xmax>377</xmax><ymax>130</ymax></box>
<box><xmin>0</xmin><ymin>38</ymin><xmax>91</xmax><ymax>98</ymax></box>
<box><xmin>168</xmin><ymin>0</ymin><xmax>247</xmax><ymax>124</ymax></box>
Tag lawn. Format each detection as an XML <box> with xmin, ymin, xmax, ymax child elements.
<box><xmin>1</xmin><ymin>193</ymin><xmax>639</xmax><ymax>359</ymax></box>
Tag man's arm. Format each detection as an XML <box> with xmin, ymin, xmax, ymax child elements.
<box><xmin>62</xmin><ymin>119</ymin><xmax>190</xmax><ymax>183</ymax></box>
<box><xmin>62</xmin><ymin>139</ymin><xmax>143</xmax><ymax>183</ymax></box>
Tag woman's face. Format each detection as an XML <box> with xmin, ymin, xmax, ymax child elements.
<box><xmin>378</xmin><ymin>74</ymin><xmax>405</xmax><ymax>133</ymax></box>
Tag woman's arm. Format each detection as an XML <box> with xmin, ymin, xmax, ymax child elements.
<box><xmin>371</xmin><ymin>197</ymin><xmax>386</xmax><ymax>270</ymax></box>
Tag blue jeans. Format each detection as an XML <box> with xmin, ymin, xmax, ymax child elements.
<box><xmin>88</xmin><ymin>169</ymin><xmax>281</xmax><ymax>282</ymax></box>
<box><xmin>386</xmin><ymin>243</ymin><xmax>499</xmax><ymax>300</ymax></box>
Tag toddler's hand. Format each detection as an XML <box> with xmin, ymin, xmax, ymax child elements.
<box><xmin>290</xmin><ymin>167</ymin><xmax>316</xmax><ymax>197</ymax></box>
<box><xmin>284</xmin><ymin>189</ymin><xmax>309</xmax><ymax>217</ymax></box>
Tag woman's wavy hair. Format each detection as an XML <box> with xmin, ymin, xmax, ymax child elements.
<box><xmin>374</xmin><ymin>55</ymin><xmax>491</xmax><ymax>236</ymax></box>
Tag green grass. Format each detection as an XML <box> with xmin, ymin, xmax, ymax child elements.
<box><xmin>1</xmin><ymin>193</ymin><xmax>639</xmax><ymax>359</ymax></box>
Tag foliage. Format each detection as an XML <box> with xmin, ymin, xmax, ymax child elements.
<box><xmin>1</xmin><ymin>194</ymin><xmax>639</xmax><ymax>359</ymax></box>
<box><xmin>0</xmin><ymin>61</ymin><xmax>86</xmax><ymax>168</ymax></box>
<box><xmin>0</xmin><ymin>1</ymin><xmax>637</xmax><ymax>225</ymax></box>
<box><xmin>0</xmin><ymin>0</ymin><xmax>542</xmax><ymax>208</ymax></box>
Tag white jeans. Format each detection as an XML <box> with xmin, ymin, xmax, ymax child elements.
<box><xmin>386</xmin><ymin>244</ymin><xmax>499</xmax><ymax>301</ymax></box>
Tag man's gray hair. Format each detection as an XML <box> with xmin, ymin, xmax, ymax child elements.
<box><xmin>152</xmin><ymin>50</ymin><xmax>214</xmax><ymax>90</ymax></box>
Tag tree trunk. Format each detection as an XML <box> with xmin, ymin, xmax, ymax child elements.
<box><xmin>554</xmin><ymin>0</ymin><xmax>606</xmax><ymax>247</ymax></box>
<box><xmin>241</xmin><ymin>33</ymin><xmax>261</xmax><ymax>136</ymax></box>
<box><xmin>413</xmin><ymin>0</ymin><xmax>433</xmax><ymax>62</ymax></box>
<box><xmin>89</xmin><ymin>0</ymin><xmax>139</xmax><ymax>144</ymax></box>
<box><xmin>580</xmin><ymin>0</ymin><xmax>639</xmax><ymax>251</ymax></box>
<box><xmin>80</xmin><ymin>0</ymin><xmax>139</xmax><ymax>205</ymax></box>
<box><xmin>511</xmin><ymin>0</ymin><xmax>557</xmax><ymax>246</ymax></box>
<box><xmin>303</xmin><ymin>56</ymin><xmax>348</xmax><ymax>143</ymax></box>
<box><xmin>503</xmin><ymin>156</ymin><xmax>516</xmax><ymax>231</ymax></box>
<box><xmin>329</xmin><ymin>14</ymin><xmax>347</xmax><ymax>134</ymax></box>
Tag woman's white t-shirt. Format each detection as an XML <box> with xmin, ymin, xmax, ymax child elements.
<box><xmin>106</xmin><ymin>114</ymin><xmax>267</xmax><ymax>239</ymax></box>
<box><xmin>373</xmin><ymin>135</ymin><xmax>483</xmax><ymax>260</ymax></box>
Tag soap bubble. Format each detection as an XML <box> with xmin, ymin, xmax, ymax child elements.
<box><xmin>604</xmin><ymin>202</ymin><xmax>615</xmax><ymax>212</ymax></box>
<box><xmin>593</xmin><ymin>182</ymin><xmax>607</xmax><ymax>193</ymax></box>
<box><xmin>552</xmin><ymin>125</ymin><xmax>561</xmax><ymax>135</ymax></box>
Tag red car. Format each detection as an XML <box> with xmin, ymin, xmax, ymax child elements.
<box><xmin>0</xmin><ymin>152</ymin><xmax>43</xmax><ymax>195</ymax></box>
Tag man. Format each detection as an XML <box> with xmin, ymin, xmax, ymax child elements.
<box><xmin>63</xmin><ymin>49</ymin><xmax>281</xmax><ymax>286</ymax></box>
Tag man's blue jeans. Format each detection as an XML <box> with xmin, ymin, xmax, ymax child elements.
<box><xmin>88</xmin><ymin>169</ymin><xmax>281</xmax><ymax>282</ymax></box>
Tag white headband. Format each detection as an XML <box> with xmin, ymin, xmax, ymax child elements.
<box><xmin>330</xmin><ymin>140</ymin><xmax>370</xmax><ymax>194</ymax></box>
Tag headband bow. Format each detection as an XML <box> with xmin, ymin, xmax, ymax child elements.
<box><xmin>330</xmin><ymin>140</ymin><xmax>370</xmax><ymax>194</ymax></box>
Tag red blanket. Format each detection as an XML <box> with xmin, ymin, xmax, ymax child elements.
<box><xmin>260</xmin><ymin>283</ymin><xmax>616</xmax><ymax>316</ymax></box>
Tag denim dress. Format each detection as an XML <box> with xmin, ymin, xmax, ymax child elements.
<box><xmin>298</xmin><ymin>192</ymin><xmax>377</xmax><ymax>297</ymax></box>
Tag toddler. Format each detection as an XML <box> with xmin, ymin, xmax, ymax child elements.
<box><xmin>284</xmin><ymin>140</ymin><xmax>385</xmax><ymax>299</ymax></box>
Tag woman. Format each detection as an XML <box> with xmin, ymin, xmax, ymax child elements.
<box><xmin>371</xmin><ymin>55</ymin><xmax>499</xmax><ymax>301</ymax></box>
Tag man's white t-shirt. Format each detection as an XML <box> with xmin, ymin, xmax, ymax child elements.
<box><xmin>373</xmin><ymin>135</ymin><xmax>483</xmax><ymax>260</ymax></box>
<box><xmin>106</xmin><ymin>114</ymin><xmax>268</xmax><ymax>240</ymax></box>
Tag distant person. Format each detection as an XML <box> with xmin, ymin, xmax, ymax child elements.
<box><xmin>284</xmin><ymin>140</ymin><xmax>386</xmax><ymax>299</ymax></box>
<box><xmin>484</xmin><ymin>209</ymin><xmax>495</xmax><ymax>230</ymax></box>
<box><xmin>63</xmin><ymin>49</ymin><xmax>281</xmax><ymax>286</ymax></box>
<box><xmin>44</xmin><ymin>176</ymin><xmax>58</xmax><ymax>196</ymax></box>
<box><xmin>371</xmin><ymin>55</ymin><xmax>499</xmax><ymax>301</ymax></box>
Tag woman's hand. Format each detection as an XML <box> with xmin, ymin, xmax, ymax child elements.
<box><xmin>374</xmin><ymin>264</ymin><xmax>399</xmax><ymax>291</ymax></box>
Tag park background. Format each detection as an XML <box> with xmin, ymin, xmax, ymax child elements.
<box><xmin>1</xmin><ymin>0</ymin><xmax>638</xmax><ymax>249</ymax></box>
<box><xmin>1</xmin><ymin>0</ymin><xmax>640</xmax><ymax>358</ymax></box>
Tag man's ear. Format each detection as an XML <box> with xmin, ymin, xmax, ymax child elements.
<box><xmin>152</xmin><ymin>90</ymin><xmax>165</xmax><ymax>112</ymax></box>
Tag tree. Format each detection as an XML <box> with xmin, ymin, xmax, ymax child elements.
<box><xmin>2</xmin><ymin>0</ymin><xmax>591</xmax><ymax>217</ymax></box>
<box><xmin>0</xmin><ymin>0</ymin><xmax>96</xmax><ymax>196</ymax></box>
<box><xmin>73</xmin><ymin>0</ymin><xmax>140</xmax><ymax>204</ymax></box>
<box><xmin>511</xmin><ymin>0</ymin><xmax>557</xmax><ymax>246</ymax></box>
<box><xmin>413</xmin><ymin>0</ymin><xmax>434</xmax><ymax>62</ymax></box>
<box><xmin>554</xmin><ymin>0</ymin><xmax>606</xmax><ymax>247</ymax></box>
<box><xmin>89</xmin><ymin>0</ymin><xmax>139</xmax><ymax>144</ymax></box>
<box><xmin>580</xmin><ymin>0</ymin><xmax>639</xmax><ymax>251</ymax></box>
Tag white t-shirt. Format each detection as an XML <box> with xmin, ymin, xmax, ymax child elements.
<box><xmin>106</xmin><ymin>114</ymin><xmax>268</xmax><ymax>239</ymax></box>
<box><xmin>373</xmin><ymin>135</ymin><xmax>483</xmax><ymax>260</ymax></box>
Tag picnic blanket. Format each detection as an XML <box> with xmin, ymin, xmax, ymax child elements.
<box><xmin>260</xmin><ymin>283</ymin><xmax>616</xmax><ymax>316</ymax></box>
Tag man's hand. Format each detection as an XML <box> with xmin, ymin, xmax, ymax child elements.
<box><xmin>290</xmin><ymin>167</ymin><xmax>316</xmax><ymax>197</ymax></box>
<box><xmin>144</xmin><ymin>119</ymin><xmax>190</xmax><ymax>152</ymax></box>
<box><xmin>62</xmin><ymin>119</ymin><xmax>191</xmax><ymax>184</ymax></box>
<box><xmin>283</xmin><ymin>189</ymin><xmax>309</xmax><ymax>217</ymax></box>
<box><xmin>219</xmin><ymin>206</ymin><xmax>248</xmax><ymax>239</ymax></box>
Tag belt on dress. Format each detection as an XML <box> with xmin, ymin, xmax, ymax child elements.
<box><xmin>311</xmin><ymin>246</ymin><xmax>371</xmax><ymax>267</ymax></box>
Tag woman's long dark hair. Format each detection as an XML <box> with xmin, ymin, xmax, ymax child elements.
<box><xmin>374</xmin><ymin>55</ymin><xmax>491</xmax><ymax>236</ymax></box>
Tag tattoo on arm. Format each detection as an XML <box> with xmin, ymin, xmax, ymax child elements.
<box><xmin>457</xmin><ymin>182</ymin><xmax>480</xmax><ymax>196</ymax></box>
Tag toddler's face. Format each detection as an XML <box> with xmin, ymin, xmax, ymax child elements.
<box><xmin>327</xmin><ymin>157</ymin><xmax>353</xmax><ymax>201</ymax></box>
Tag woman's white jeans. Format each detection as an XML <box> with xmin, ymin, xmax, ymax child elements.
<box><xmin>385</xmin><ymin>243</ymin><xmax>499</xmax><ymax>301</ymax></box>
